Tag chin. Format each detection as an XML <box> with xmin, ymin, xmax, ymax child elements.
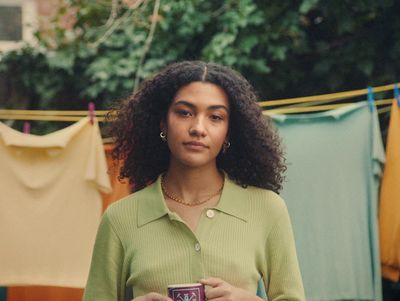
<box><xmin>180</xmin><ymin>159</ymin><xmax>211</xmax><ymax>168</ymax></box>
<box><xmin>175</xmin><ymin>155</ymin><xmax>216</xmax><ymax>169</ymax></box>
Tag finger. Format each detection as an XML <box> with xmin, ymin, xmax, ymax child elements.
<box><xmin>204</xmin><ymin>286</ymin><xmax>227</xmax><ymax>300</ymax></box>
<box><xmin>204</xmin><ymin>297</ymin><xmax>226</xmax><ymax>301</ymax></box>
<box><xmin>146</xmin><ymin>292</ymin><xmax>172</xmax><ymax>301</ymax></box>
<box><xmin>200</xmin><ymin>277</ymin><xmax>225</xmax><ymax>287</ymax></box>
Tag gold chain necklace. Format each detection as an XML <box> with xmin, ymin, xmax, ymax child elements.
<box><xmin>161</xmin><ymin>174</ymin><xmax>223</xmax><ymax>207</ymax></box>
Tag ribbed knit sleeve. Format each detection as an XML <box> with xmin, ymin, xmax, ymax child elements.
<box><xmin>264</xmin><ymin>202</ymin><xmax>305</xmax><ymax>301</ymax></box>
<box><xmin>83</xmin><ymin>212</ymin><xmax>126</xmax><ymax>301</ymax></box>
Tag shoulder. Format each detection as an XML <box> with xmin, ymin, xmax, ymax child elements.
<box><xmin>224</xmin><ymin>181</ymin><xmax>292</xmax><ymax>238</ymax></box>
<box><xmin>244</xmin><ymin>184</ymin><xmax>286</xmax><ymax>208</ymax></box>
<box><xmin>243</xmin><ymin>184</ymin><xmax>289</xmax><ymax>221</ymax></box>
<box><xmin>102</xmin><ymin>181</ymin><xmax>156</xmax><ymax>225</ymax></box>
<box><xmin>223</xmin><ymin>176</ymin><xmax>288</xmax><ymax>218</ymax></box>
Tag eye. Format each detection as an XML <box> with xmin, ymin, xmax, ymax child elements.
<box><xmin>176</xmin><ymin>109</ymin><xmax>192</xmax><ymax>117</ymax></box>
<box><xmin>210</xmin><ymin>114</ymin><xmax>224</xmax><ymax>121</ymax></box>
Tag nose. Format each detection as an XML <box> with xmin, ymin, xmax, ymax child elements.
<box><xmin>189</xmin><ymin>116</ymin><xmax>206</xmax><ymax>137</ymax></box>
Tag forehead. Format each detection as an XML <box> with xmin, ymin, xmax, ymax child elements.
<box><xmin>172</xmin><ymin>82</ymin><xmax>229</xmax><ymax>108</ymax></box>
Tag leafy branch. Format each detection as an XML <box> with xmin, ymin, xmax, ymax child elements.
<box><xmin>133</xmin><ymin>0</ymin><xmax>160</xmax><ymax>91</ymax></box>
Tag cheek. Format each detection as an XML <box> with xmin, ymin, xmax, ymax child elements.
<box><xmin>166</xmin><ymin>119</ymin><xmax>183</xmax><ymax>139</ymax></box>
<box><xmin>165</xmin><ymin>121</ymin><xmax>185</xmax><ymax>150</ymax></box>
<box><xmin>165</xmin><ymin>113</ymin><xmax>178</xmax><ymax>134</ymax></box>
<box><xmin>213</xmin><ymin>126</ymin><xmax>229</xmax><ymax>146</ymax></box>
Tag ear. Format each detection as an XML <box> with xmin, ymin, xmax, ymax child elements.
<box><xmin>160</xmin><ymin>119</ymin><xmax>167</xmax><ymax>133</ymax></box>
<box><xmin>224</xmin><ymin>132</ymin><xmax>230</xmax><ymax>144</ymax></box>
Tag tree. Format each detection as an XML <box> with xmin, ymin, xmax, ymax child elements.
<box><xmin>1</xmin><ymin>0</ymin><xmax>398</xmax><ymax>112</ymax></box>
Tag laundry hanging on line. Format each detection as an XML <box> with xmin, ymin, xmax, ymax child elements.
<box><xmin>272</xmin><ymin>101</ymin><xmax>385</xmax><ymax>301</ymax></box>
<box><xmin>379</xmin><ymin>99</ymin><xmax>400</xmax><ymax>282</ymax></box>
<box><xmin>0</xmin><ymin>117</ymin><xmax>112</xmax><ymax>288</ymax></box>
<box><xmin>3</xmin><ymin>143</ymin><xmax>132</xmax><ymax>301</ymax></box>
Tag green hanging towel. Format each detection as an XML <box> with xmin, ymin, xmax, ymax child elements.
<box><xmin>272</xmin><ymin>101</ymin><xmax>385</xmax><ymax>301</ymax></box>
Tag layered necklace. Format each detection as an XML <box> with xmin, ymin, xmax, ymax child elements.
<box><xmin>161</xmin><ymin>174</ymin><xmax>224</xmax><ymax>207</ymax></box>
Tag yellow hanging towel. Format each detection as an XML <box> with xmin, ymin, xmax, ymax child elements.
<box><xmin>0</xmin><ymin>117</ymin><xmax>112</xmax><ymax>287</ymax></box>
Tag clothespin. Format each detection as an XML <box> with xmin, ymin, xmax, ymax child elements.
<box><xmin>23</xmin><ymin>121</ymin><xmax>31</xmax><ymax>134</ymax></box>
<box><xmin>88</xmin><ymin>102</ymin><xmax>95</xmax><ymax>125</ymax></box>
<box><xmin>367</xmin><ymin>86</ymin><xmax>374</xmax><ymax>112</ymax></box>
<box><xmin>394</xmin><ymin>83</ymin><xmax>400</xmax><ymax>107</ymax></box>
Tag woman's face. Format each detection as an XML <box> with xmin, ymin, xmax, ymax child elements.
<box><xmin>162</xmin><ymin>81</ymin><xmax>230</xmax><ymax>169</ymax></box>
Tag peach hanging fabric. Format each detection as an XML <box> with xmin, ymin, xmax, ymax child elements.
<box><xmin>101</xmin><ymin>143</ymin><xmax>132</xmax><ymax>210</ymax></box>
<box><xmin>379</xmin><ymin>100</ymin><xmax>400</xmax><ymax>282</ymax></box>
<box><xmin>6</xmin><ymin>143</ymin><xmax>131</xmax><ymax>301</ymax></box>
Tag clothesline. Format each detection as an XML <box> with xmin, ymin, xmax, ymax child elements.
<box><xmin>0</xmin><ymin>101</ymin><xmax>392</xmax><ymax>122</ymax></box>
<box><xmin>0</xmin><ymin>83</ymin><xmax>397</xmax><ymax>122</ymax></box>
<box><xmin>263</xmin><ymin>98</ymin><xmax>393</xmax><ymax>115</ymax></box>
<box><xmin>259</xmin><ymin>83</ymin><xmax>396</xmax><ymax>107</ymax></box>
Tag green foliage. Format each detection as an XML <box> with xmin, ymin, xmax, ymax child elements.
<box><xmin>1</xmin><ymin>0</ymin><xmax>399</xmax><ymax>114</ymax></box>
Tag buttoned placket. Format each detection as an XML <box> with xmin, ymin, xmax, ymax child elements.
<box><xmin>166</xmin><ymin>207</ymin><xmax>219</xmax><ymax>282</ymax></box>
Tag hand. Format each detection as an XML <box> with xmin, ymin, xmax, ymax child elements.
<box><xmin>132</xmin><ymin>292</ymin><xmax>173</xmax><ymax>301</ymax></box>
<box><xmin>200</xmin><ymin>277</ymin><xmax>262</xmax><ymax>301</ymax></box>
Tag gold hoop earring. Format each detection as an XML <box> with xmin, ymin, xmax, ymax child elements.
<box><xmin>222</xmin><ymin>141</ymin><xmax>231</xmax><ymax>154</ymax></box>
<box><xmin>160</xmin><ymin>131</ymin><xmax>167</xmax><ymax>142</ymax></box>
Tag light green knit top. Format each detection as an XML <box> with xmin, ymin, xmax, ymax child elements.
<box><xmin>83</xmin><ymin>174</ymin><xmax>305</xmax><ymax>301</ymax></box>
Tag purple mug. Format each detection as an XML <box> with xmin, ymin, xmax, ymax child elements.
<box><xmin>168</xmin><ymin>283</ymin><xmax>206</xmax><ymax>301</ymax></box>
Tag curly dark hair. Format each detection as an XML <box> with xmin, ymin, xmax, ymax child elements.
<box><xmin>107</xmin><ymin>61</ymin><xmax>286</xmax><ymax>193</ymax></box>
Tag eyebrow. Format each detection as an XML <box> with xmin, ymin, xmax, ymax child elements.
<box><xmin>173</xmin><ymin>100</ymin><xmax>230</xmax><ymax>113</ymax></box>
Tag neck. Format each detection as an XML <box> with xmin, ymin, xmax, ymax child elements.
<box><xmin>163</xmin><ymin>162</ymin><xmax>224</xmax><ymax>205</ymax></box>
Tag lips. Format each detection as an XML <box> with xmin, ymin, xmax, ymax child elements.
<box><xmin>183</xmin><ymin>141</ymin><xmax>208</xmax><ymax>148</ymax></box>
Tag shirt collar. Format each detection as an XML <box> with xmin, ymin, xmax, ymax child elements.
<box><xmin>137</xmin><ymin>173</ymin><xmax>249</xmax><ymax>227</ymax></box>
<box><xmin>137</xmin><ymin>176</ymin><xmax>170</xmax><ymax>227</ymax></box>
<box><xmin>215</xmin><ymin>174</ymin><xmax>249</xmax><ymax>222</ymax></box>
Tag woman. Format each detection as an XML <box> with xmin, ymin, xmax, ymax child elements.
<box><xmin>83</xmin><ymin>61</ymin><xmax>305</xmax><ymax>301</ymax></box>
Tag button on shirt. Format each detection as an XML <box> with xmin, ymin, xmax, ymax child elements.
<box><xmin>206</xmin><ymin>209</ymin><xmax>215</xmax><ymax>218</ymax></box>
